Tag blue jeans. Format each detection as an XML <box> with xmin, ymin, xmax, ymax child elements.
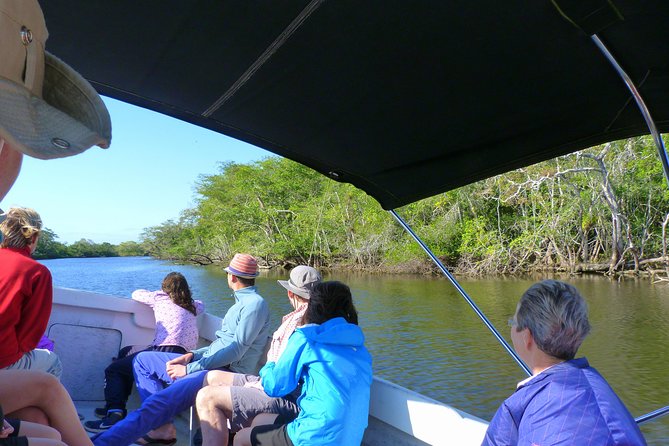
<box><xmin>93</xmin><ymin>369</ymin><xmax>208</xmax><ymax>446</ymax></box>
<box><xmin>132</xmin><ymin>351</ymin><xmax>182</xmax><ymax>401</ymax></box>
<box><xmin>104</xmin><ymin>346</ymin><xmax>186</xmax><ymax>411</ymax></box>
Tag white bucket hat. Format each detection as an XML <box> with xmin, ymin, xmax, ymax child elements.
<box><xmin>0</xmin><ymin>0</ymin><xmax>111</xmax><ymax>159</ymax></box>
<box><xmin>278</xmin><ymin>265</ymin><xmax>322</xmax><ymax>299</ymax></box>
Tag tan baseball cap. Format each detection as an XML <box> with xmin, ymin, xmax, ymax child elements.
<box><xmin>0</xmin><ymin>0</ymin><xmax>111</xmax><ymax>159</ymax></box>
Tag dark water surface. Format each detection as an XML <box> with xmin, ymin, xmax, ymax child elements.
<box><xmin>42</xmin><ymin>257</ymin><xmax>669</xmax><ymax>444</ymax></box>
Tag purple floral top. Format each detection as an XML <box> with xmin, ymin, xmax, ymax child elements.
<box><xmin>131</xmin><ymin>289</ymin><xmax>204</xmax><ymax>350</ymax></box>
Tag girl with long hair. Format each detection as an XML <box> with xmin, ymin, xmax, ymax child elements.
<box><xmin>84</xmin><ymin>272</ymin><xmax>204</xmax><ymax>433</ymax></box>
<box><xmin>230</xmin><ymin>281</ymin><xmax>372</xmax><ymax>446</ymax></box>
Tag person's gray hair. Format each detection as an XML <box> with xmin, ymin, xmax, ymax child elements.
<box><xmin>515</xmin><ymin>280</ymin><xmax>591</xmax><ymax>360</ymax></box>
<box><xmin>0</xmin><ymin>207</ymin><xmax>42</xmax><ymax>249</ymax></box>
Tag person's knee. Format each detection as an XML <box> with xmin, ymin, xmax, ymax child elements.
<box><xmin>233</xmin><ymin>427</ymin><xmax>252</xmax><ymax>446</ymax></box>
<box><xmin>195</xmin><ymin>386</ymin><xmax>218</xmax><ymax>411</ymax></box>
<box><xmin>132</xmin><ymin>352</ymin><xmax>153</xmax><ymax>378</ymax></box>
<box><xmin>35</xmin><ymin>371</ymin><xmax>61</xmax><ymax>393</ymax></box>
<box><xmin>133</xmin><ymin>351</ymin><xmax>149</xmax><ymax>367</ymax></box>
<box><xmin>205</xmin><ymin>370</ymin><xmax>233</xmax><ymax>387</ymax></box>
<box><xmin>42</xmin><ymin>425</ymin><xmax>62</xmax><ymax>441</ymax></box>
<box><xmin>37</xmin><ymin>374</ymin><xmax>71</xmax><ymax>408</ymax></box>
<box><xmin>23</xmin><ymin>422</ymin><xmax>62</xmax><ymax>440</ymax></box>
<box><xmin>197</xmin><ymin>385</ymin><xmax>235</xmax><ymax>420</ymax></box>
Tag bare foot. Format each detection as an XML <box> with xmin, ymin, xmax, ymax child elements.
<box><xmin>134</xmin><ymin>423</ymin><xmax>177</xmax><ymax>444</ymax></box>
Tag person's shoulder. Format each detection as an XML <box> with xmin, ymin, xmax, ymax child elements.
<box><xmin>243</xmin><ymin>288</ymin><xmax>269</xmax><ymax>306</ymax></box>
<box><xmin>29</xmin><ymin>258</ymin><xmax>52</xmax><ymax>281</ymax></box>
<box><xmin>289</xmin><ymin>326</ymin><xmax>311</xmax><ymax>343</ymax></box>
<box><xmin>25</xmin><ymin>252</ymin><xmax>51</xmax><ymax>276</ymax></box>
<box><xmin>578</xmin><ymin>363</ymin><xmax>631</xmax><ymax>407</ymax></box>
<box><xmin>517</xmin><ymin>362</ymin><xmax>603</xmax><ymax>410</ymax></box>
<box><xmin>31</xmin><ymin>256</ymin><xmax>50</xmax><ymax>271</ymax></box>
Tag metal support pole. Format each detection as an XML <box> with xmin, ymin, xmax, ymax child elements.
<box><xmin>582</xmin><ymin>34</ymin><xmax>668</xmax><ymax>425</ymax></box>
<box><xmin>389</xmin><ymin>209</ymin><xmax>532</xmax><ymax>376</ymax></box>
<box><xmin>591</xmin><ymin>35</ymin><xmax>669</xmax><ymax>185</ymax></box>
<box><xmin>635</xmin><ymin>405</ymin><xmax>669</xmax><ymax>426</ymax></box>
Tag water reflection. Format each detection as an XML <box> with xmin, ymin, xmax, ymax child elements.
<box><xmin>42</xmin><ymin>257</ymin><xmax>669</xmax><ymax>444</ymax></box>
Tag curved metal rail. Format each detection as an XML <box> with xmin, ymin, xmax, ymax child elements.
<box><xmin>592</xmin><ymin>33</ymin><xmax>669</xmax><ymax>425</ymax></box>
<box><xmin>591</xmin><ymin>35</ymin><xmax>669</xmax><ymax>184</ymax></box>
<box><xmin>387</xmin><ymin>32</ymin><xmax>669</xmax><ymax>428</ymax></box>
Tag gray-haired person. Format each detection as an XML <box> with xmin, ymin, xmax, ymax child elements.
<box><xmin>196</xmin><ymin>265</ymin><xmax>323</xmax><ymax>446</ymax></box>
<box><xmin>483</xmin><ymin>280</ymin><xmax>646</xmax><ymax>445</ymax></box>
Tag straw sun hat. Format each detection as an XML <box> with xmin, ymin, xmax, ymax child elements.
<box><xmin>0</xmin><ymin>0</ymin><xmax>111</xmax><ymax>159</ymax></box>
<box><xmin>224</xmin><ymin>254</ymin><xmax>260</xmax><ymax>279</ymax></box>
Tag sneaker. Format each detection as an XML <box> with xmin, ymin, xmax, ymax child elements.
<box><xmin>93</xmin><ymin>407</ymin><xmax>108</xmax><ymax>419</ymax></box>
<box><xmin>84</xmin><ymin>411</ymin><xmax>124</xmax><ymax>433</ymax></box>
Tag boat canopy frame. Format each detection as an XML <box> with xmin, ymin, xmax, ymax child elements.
<box><xmin>36</xmin><ymin>0</ymin><xmax>669</xmax><ymax>430</ymax></box>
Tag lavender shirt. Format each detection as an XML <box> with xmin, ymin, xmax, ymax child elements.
<box><xmin>131</xmin><ymin>290</ymin><xmax>204</xmax><ymax>351</ymax></box>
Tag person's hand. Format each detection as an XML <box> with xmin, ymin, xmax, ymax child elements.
<box><xmin>166</xmin><ymin>363</ymin><xmax>188</xmax><ymax>380</ymax></box>
<box><xmin>0</xmin><ymin>419</ymin><xmax>14</xmax><ymax>438</ymax></box>
<box><xmin>166</xmin><ymin>352</ymin><xmax>193</xmax><ymax>366</ymax></box>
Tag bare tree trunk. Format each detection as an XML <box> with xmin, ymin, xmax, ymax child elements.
<box><xmin>582</xmin><ymin>145</ymin><xmax>626</xmax><ymax>273</ymax></box>
<box><xmin>662</xmin><ymin>212</ymin><xmax>669</xmax><ymax>276</ymax></box>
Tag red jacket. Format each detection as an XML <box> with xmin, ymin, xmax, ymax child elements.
<box><xmin>0</xmin><ymin>247</ymin><xmax>53</xmax><ymax>368</ymax></box>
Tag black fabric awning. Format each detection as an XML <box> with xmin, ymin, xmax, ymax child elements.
<box><xmin>39</xmin><ymin>1</ymin><xmax>669</xmax><ymax>209</ymax></box>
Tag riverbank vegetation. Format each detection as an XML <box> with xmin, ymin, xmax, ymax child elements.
<box><xmin>138</xmin><ymin>135</ymin><xmax>669</xmax><ymax>278</ymax></box>
<box><xmin>33</xmin><ymin>233</ymin><xmax>146</xmax><ymax>260</ymax></box>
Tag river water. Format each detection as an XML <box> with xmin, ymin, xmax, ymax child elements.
<box><xmin>42</xmin><ymin>256</ymin><xmax>669</xmax><ymax>444</ymax></box>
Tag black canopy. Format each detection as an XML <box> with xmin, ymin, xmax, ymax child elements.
<box><xmin>39</xmin><ymin>1</ymin><xmax>669</xmax><ymax>209</ymax></box>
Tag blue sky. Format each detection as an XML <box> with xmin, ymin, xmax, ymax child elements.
<box><xmin>2</xmin><ymin>97</ymin><xmax>273</xmax><ymax>244</ymax></box>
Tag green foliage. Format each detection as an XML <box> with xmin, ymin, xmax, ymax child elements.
<box><xmin>33</xmin><ymin>228</ymin><xmax>69</xmax><ymax>259</ymax></box>
<box><xmin>139</xmin><ymin>136</ymin><xmax>669</xmax><ymax>275</ymax></box>
<box><xmin>116</xmin><ymin>241</ymin><xmax>147</xmax><ymax>257</ymax></box>
<box><xmin>68</xmin><ymin>239</ymin><xmax>117</xmax><ymax>257</ymax></box>
<box><xmin>33</xmin><ymin>229</ymin><xmax>127</xmax><ymax>259</ymax></box>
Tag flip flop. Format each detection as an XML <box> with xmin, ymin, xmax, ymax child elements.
<box><xmin>134</xmin><ymin>434</ymin><xmax>177</xmax><ymax>446</ymax></box>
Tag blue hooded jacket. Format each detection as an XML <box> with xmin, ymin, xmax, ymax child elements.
<box><xmin>482</xmin><ymin>358</ymin><xmax>647</xmax><ymax>446</ymax></box>
<box><xmin>260</xmin><ymin>317</ymin><xmax>373</xmax><ymax>445</ymax></box>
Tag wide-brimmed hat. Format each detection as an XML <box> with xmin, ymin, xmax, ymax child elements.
<box><xmin>0</xmin><ymin>0</ymin><xmax>111</xmax><ymax>160</ymax></box>
<box><xmin>278</xmin><ymin>265</ymin><xmax>322</xmax><ymax>299</ymax></box>
<box><xmin>224</xmin><ymin>253</ymin><xmax>259</xmax><ymax>279</ymax></box>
